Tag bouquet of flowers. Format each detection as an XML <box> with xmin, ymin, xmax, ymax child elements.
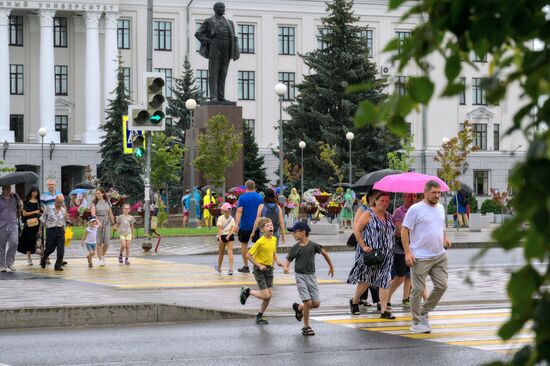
<box><xmin>68</xmin><ymin>207</ymin><xmax>79</xmax><ymax>219</ymax></box>
<box><xmin>225</xmin><ymin>193</ymin><xmax>238</xmax><ymax>205</ymax></box>
<box><xmin>107</xmin><ymin>187</ymin><xmax>125</xmax><ymax>206</ymax></box>
<box><xmin>131</xmin><ymin>201</ymin><xmax>143</xmax><ymax>213</ymax></box>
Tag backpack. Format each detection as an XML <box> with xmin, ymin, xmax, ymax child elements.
<box><xmin>261</xmin><ymin>203</ymin><xmax>280</xmax><ymax>233</ymax></box>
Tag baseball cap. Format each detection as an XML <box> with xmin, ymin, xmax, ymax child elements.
<box><xmin>88</xmin><ymin>216</ymin><xmax>97</xmax><ymax>223</ymax></box>
<box><xmin>288</xmin><ymin>221</ymin><xmax>311</xmax><ymax>233</ymax></box>
<box><xmin>221</xmin><ymin>202</ymin><xmax>232</xmax><ymax>211</ymax></box>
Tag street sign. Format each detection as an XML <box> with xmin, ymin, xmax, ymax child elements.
<box><xmin>122</xmin><ymin>115</ymin><xmax>145</xmax><ymax>154</ymax></box>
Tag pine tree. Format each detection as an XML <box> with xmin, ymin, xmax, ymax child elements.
<box><xmin>98</xmin><ymin>57</ymin><xmax>144</xmax><ymax>201</ymax></box>
<box><xmin>284</xmin><ymin>0</ymin><xmax>401</xmax><ymax>190</ymax></box>
<box><xmin>243</xmin><ymin>124</ymin><xmax>268</xmax><ymax>191</ymax></box>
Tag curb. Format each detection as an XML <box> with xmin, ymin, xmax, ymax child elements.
<box><xmin>0</xmin><ymin>303</ymin><xmax>253</xmax><ymax>330</ymax></box>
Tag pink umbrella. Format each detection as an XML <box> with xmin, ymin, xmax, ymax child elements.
<box><xmin>373</xmin><ymin>172</ymin><xmax>449</xmax><ymax>193</ymax></box>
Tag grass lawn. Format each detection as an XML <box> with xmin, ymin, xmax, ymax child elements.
<box><xmin>70</xmin><ymin>225</ymin><xmax>217</xmax><ymax>241</ymax></box>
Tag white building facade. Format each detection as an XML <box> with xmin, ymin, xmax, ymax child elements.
<box><xmin>1</xmin><ymin>0</ymin><xmax>526</xmax><ymax>197</ymax></box>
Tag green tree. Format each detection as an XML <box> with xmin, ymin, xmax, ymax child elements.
<box><xmin>151</xmin><ymin>133</ymin><xmax>184</xmax><ymax>212</ymax></box>
<box><xmin>387</xmin><ymin>134</ymin><xmax>415</xmax><ymax>172</ymax></box>
<box><xmin>98</xmin><ymin>57</ymin><xmax>144</xmax><ymax>201</ymax></box>
<box><xmin>355</xmin><ymin>2</ymin><xmax>550</xmax><ymax>364</ymax></box>
<box><xmin>319</xmin><ymin>142</ymin><xmax>344</xmax><ymax>185</ymax></box>
<box><xmin>192</xmin><ymin>114</ymin><xmax>242</xmax><ymax>195</ymax></box>
<box><xmin>0</xmin><ymin>160</ymin><xmax>15</xmax><ymax>173</ymax></box>
<box><xmin>243</xmin><ymin>123</ymin><xmax>268</xmax><ymax>191</ymax></box>
<box><xmin>284</xmin><ymin>0</ymin><xmax>400</xmax><ymax>189</ymax></box>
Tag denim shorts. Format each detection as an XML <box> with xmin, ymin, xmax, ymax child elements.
<box><xmin>85</xmin><ymin>243</ymin><xmax>96</xmax><ymax>251</ymax></box>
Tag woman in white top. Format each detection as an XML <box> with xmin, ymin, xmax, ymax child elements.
<box><xmin>215</xmin><ymin>202</ymin><xmax>236</xmax><ymax>275</ymax></box>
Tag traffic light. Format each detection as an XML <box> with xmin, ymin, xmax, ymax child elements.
<box><xmin>132</xmin><ymin>134</ymin><xmax>145</xmax><ymax>158</ymax></box>
<box><xmin>127</xmin><ymin>72</ymin><xmax>166</xmax><ymax>131</ymax></box>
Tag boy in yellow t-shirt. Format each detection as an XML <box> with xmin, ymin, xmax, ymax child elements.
<box><xmin>239</xmin><ymin>217</ymin><xmax>283</xmax><ymax>324</ymax></box>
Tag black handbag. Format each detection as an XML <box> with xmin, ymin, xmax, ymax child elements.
<box><xmin>346</xmin><ymin>233</ymin><xmax>358</xmax><ymax>247</ymax></box>
<box><xmin>363</xmin><ymin>249</ymin><xmax>385</xmax><ymax>266</ymax></box>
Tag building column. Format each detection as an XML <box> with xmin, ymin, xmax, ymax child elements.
<box><xmin>104</xmin><ymin>13</ymin><xmax>119</xmax><ymax>121</ymax></box>
<box><xmin>37</xmin><ymin>10</ymin><xmax>59</xmax><ymax>143</ymax></box>
<box><xmin>0</xmin><ymin>9</ymin><xmax>14</xmax><ymax>142</ymax></box>
<box><xmin>82</xmin><ymin>11</ymin><xmax>102</xmax><ymax>144</ymax></box>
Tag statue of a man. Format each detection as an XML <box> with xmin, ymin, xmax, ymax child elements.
<box><xmin>195</xmin><ymin>2</ymin><xmax>240</xmax><ymax>103</ymax></box>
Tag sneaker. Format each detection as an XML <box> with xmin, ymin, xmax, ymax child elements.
<box><xmin>420</xmin><ymin>314</ymin><xmax>432</xmax><ymax>331</ymax></box>
<box><xmin>125</xmin><ymin>259</ymin><xmax>130</xmax><ymax>265</ymax></box>
<box><xmin>6</xmin><ymin>265</ymin><xmax>16</xmax><ymax>272</ymax></box>
<box><xmin>0</xmin><ymin>268</ymin><xmax>6</xmax><ymax>272</ymax></box>
<box><xmin>292</xmin><ymin>303</ymin><xmax>303</xmax><ymax>322</ymax></box>
<box><xmin>237</xmin><ymin>266</ymin><xmax>250</xmax><ymax>273</ymax></box>
<box><xmin>118</xmin><ymin>254</ymin><xmax>123</xmax><ymax>264</ymax></box>
<box><xmin>27</xmin><ymin>259</ymin><xmax>33</xmax><ymax>266</ymax></box>
<box><xmin>402</xmin><ymin>298</ymin><xmax>411</xmax><ymax>307</ymax></box>
<box><xmin>380</xmin><ymin>311</ymin><xmax>396</xmax><ymax>319</ymax></box>
<box><xmin>99</xmin><ymin>259</ymin><xmax>105</xmax><ymax>266</ymax></box>
<box><xmin>214</xmin><ymin>264</ymin><xmax>221</xmax><ymax>273</ymax></box>
<box><xmin>88</xmin><ymin>262</ymin><xmax>93</xmax><ymax>268</ymax></box>
<box><xmin>40</xmin><ymin>257</ymin><xmax>46</xmax><ymax>269</ymax></box>
<box><xmin>54</xmin><ymin>266</ymin><xmax>63</xmax><ymax>271</ymax></box>
<box><xmin>62</xmin><ymin>261</ymin><xmax>68</xmax><ymax>266</ymax></box>
<box><xmin>228</xmin><ymin>269</ymin><xmax>233</xmax><ymax>276</ymax></box>
<box><xmin>255</xmin><ymin>314</ymin><xmax>269</xmax><ymax>325</ymax></box>
<box><xmin>411</xmin><ymin>322</ymin><xmax>431</xmax><ymax>333</ymax></box>
<box><xmin>349</xmin><ymin>299</ymin><xmax>361</xmax><ymax>315</ymax></box>
<box><xmin>240</xmin><ymin>287</ymin><xmax>250</xmax><ymax>305</ymax></box>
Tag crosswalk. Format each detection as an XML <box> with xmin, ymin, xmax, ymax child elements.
<box><xmin>311</xmin><ymin>305</ymin><xmax>532</xmax><ymax>354</ymax></box>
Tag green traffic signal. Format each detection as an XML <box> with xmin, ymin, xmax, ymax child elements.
<box><xmin>134</xmin><ymin>147</ymin><xmax>144</xmax><ymax>158</ymax></box>
<box><xmin>149</xmin><ymin>111</ymin><xmax>165</xmax><ymax>124</ymax></box>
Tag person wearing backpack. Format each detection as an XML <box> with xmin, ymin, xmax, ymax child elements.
<box><xmin>250</xmin><ymin>189</ymin><xmax>286</xmax><ymax>246</ymax></box>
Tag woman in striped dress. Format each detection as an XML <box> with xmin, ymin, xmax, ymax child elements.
<box><xmin>348</xmin><ymin>191</ymin><xmax>396</xmax><ymax>319</ymax></box>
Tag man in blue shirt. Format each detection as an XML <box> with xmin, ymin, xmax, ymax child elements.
<box><xmin>233</xmin><ymin>180</ymin><xmax>263</xmax><ymax>273</ymax></box>
<box><xmin>41</xmin><ymin>179</ymin><xmax>62</xmax><ymax>208</ymax></box>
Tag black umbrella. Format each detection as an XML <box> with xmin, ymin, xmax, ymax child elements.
<box><xmin>351</xmin><ymin>169</ymin><xmax>401</xmax><ymax>191</ymax></box>
<box><xmin>458</xmin><ymin>182</ymin><xmax>473</xmax><ymax>196</ymax></box>
<box><xmin>0</xmin><ymin>171</ymin><xmax>39</xmax><ymax>186</ymax></box>
<box><xmin>74</xmin><ymin>181</ymin><xmax>96</xmax><ymax>189</ymax></box>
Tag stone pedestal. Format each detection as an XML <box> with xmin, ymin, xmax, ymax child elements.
<box><xmin>184</xmin><ymin>104</ymin><xmax>244</xmax><ymax>191</ymax></box>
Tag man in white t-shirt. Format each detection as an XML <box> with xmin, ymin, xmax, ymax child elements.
<box><xmin>402</xmin><ymin>180</ymin><xmax>451</xmax><ymax>333</ymax></box>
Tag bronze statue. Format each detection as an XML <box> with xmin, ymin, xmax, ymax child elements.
<box><xmin>195</xmin><ymin>2</ymin><xmax>240</xmax><ymax>103</ymax></box>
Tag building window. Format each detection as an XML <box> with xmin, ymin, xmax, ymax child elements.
<box><xmin>196</xmin><ymin>69</ymin><xmax>209</xmax><ymax>98</ymax></box>
<box><xmin>359</xmin><ymin>29</ymin><xmax>373</xmax><ymax>57</ymax></box>
<box><xmin>395</xmin><ymin>31</ymin><xmax>410</xmax><ymax>54</ymax></box>
<box><xmin>473</xmin><ymin>52</ymin><xmax>487</xmax><ymax>62</ymax></box>
<box><xmin>474</xmin><ymin>170</ymin><xmax>489</xmax><ymax>195</ymax></box>
<box><xmin>278</xmin><ymin>72</ymin><xmax>295</xmax><ymax>101</ymax></box>
<box><xmin>472</xmin><ymin>123</ymin><xmax>487</xmax><ymax>150</ymax></box>
<box><xmin>405</xmin><ymin>122</ymin><xmax>412</xmax><ymax>135</ymax></box>
<box><xmin>55</xmin><ymin>115</ymin><xmax>68</xmax><ymax>143</ymax></box>
<box><xmin>117</xmin><ymin>19</ymin><xmax>131</xmax><ymax>49</ymax></box>
<box><xmin>459</xmin><ymin>77</ymin><xmax>466</xmax><ymax>105</ymax></box>
<box><xmin>395</xmin><ymin>76</ymin><xmax>407</xmax><ymax>96</ymax></box>
<box><xmin>153</xmin><ymin>20</ymin><xmax>172</xmax><ymax>51</ymax></box>
<box><xmin>238</xmin><ymin>71</ymin><xmax>255</xmax><ymax>100</ymax></box>
<box><xmin>195</xmin><ymin>21</ymin><xmax>202</xmax><ymax>52</ymax></box>
<box><xmin>278</xmin><ymin>26</ymin><xmax>295</xmax><ymax>55</ymax></box>
<box><xmin>238</xmin><ymin>24</ymin><xmax>255</xmax><ymax>54</ymax></box>
<box><xmin>54</xmin><ymin>65</ymin><xmax>68</xmax><ymax>96</ymax></box>
<box><xmin>472</xmin><ymin>77</ymin><xmax>487</xmax><ymax>105</ymax></box>
<box><xmin>122</xmin><ymin>67</ymin><xmax>131</xmax><ymax>97</ymax></box>
<box><xmin>243</xmin><ymin>119</ymin><xmax>255</xmax><ymax>137</ymax></box>
<box><xmin>155</xmin><ymin>68</ymin><xmax>172</xmax><ymax>98</ymax></box>
<box><xmin>9</xmin><ymin>64</ymin><xmax>24</xmax><ymax>95</ymax></box>
<box><xmin>9</xmin><ymin>16</ymin><xmax>23</xmax><ymax>46</ymax></box>
<box><xmin>494</xmin><ymin>124</ymin><xmax>500</xmax><ymax>151</ymax></box>
<box><xmin>9</xmin><ymin>115</ymin><xmax>24</xmax><ymax>143</ymax></box>
<box><xmin>53</xmin><ymin>17</ymin><xmax>68</xmax><ymax>47</ymax></box>
<box><xmin>317</xmin><ymin>27</ymin><xmax>330</xmax><ymax>50</ymax></box>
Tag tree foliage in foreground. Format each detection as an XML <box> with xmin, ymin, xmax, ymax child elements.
<box><xmin>355</xmin><ymin>1</ymin><xmax>550</xmax><ymax>365</ymax></box>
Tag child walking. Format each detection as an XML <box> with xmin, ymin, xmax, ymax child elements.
<box><xmin>113</xmin><ymin>204</ymin><xmax>135</xmax><ymax>265</ymax></box>
<box><xmin>215</xmin><ymin>202</ymin><xmax>236</xmax><ymax>275</ymax></box>
<box><xmin>239</xmin><ymin>217</ymin><xmax>283</xmax><ymax>325</ymax></box>
<box><xmin>284</xmin><ymin>222</ymin><xmax>334</xmax><ymax>336</ymax></box>
<box><xmin>81</xmin><ymin>216</ymin><xmax>98</xmax><ymax>268</ymax></box>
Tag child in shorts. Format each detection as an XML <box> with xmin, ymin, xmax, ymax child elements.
<box><xmin>215</xmin><ymin>202</ymin><xmax>236</xmax><ymax>275</ymax></box>
<box><xmin>81</xmin><ymin>216</ymin><xmax>98</xmax><ymax>268</ymax></box>
<box><xmin>284</xmin><ymin>221</ymin><xmax>334</xmax><ymax>336</ymax></box>
<box><xmin>113</xmin><ymin>204</ymin><xmax>135</xmax><ymax>265</ymax></box>
<box><xmin>239</xmin><ymin>217</ymin><xmax>283</xmax><ymax>325</ymax></box>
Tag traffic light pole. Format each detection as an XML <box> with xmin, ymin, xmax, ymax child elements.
<box><xmin>142</xmin><ymin>0</ymin><xmax>154</xmax><ymax>252</ymax></box>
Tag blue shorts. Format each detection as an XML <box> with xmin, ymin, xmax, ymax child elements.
<box><xmin>85</xmin><ymin>243</ymin><xmax>96</xmax><ymax>251</ymax></box>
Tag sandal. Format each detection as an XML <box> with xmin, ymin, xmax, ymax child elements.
<box><xmin>301</xmin><ymin>327</ymin><xmax>315</xmax><ymax>336</ymax></box>
<box><xmin>350</xmin><ymin>299</ymin><xmax>361</xmax><ymax>315</ymax></box>
<box><xmin>380</xmin><ymin>311</ymin><xmax>396</xmax><ymax>319</ymax></box>
<box><xmin>292</xmin><ymin>303</ymin><xmax>303</xmax><ymax>322</ymax></box>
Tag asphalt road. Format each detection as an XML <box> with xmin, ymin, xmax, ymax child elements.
<box><xmin>0</xmin><ymin>317</ymin><xmax>502</xmax><ymax>366</ymax></box>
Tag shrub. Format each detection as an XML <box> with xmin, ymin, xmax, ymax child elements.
<box><xmin>481</xmin><ymin>199</ymin><xmax>503</xmax><ymax>214</ymax></box>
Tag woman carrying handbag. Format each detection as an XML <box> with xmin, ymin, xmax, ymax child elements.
<box><xmin>17</xmin><ymin>187</ymin><xmax>42</xmax><ymax>266</ymax></box>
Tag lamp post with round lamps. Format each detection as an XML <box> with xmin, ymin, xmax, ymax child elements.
<box><xmin>274</xmin><ymin>83</ymin><xmax>288</xmax><ymax>196</ymax></box>
<box><xmin>185</xmin><ymin>98</ymin><xmax>198</xmax><ymax>227</ymax></box>
<box><xmin>299</xmin><ymin>140</ymin><xmax>306</xmax><ymax>200</ymax></box>
<box><xmin>346</xmin><ymin>132</ymin><xmax>355</xmax><ymax>186</ymax></box>
<box><xmin>38</xmin><ymin>127</ymin><xmax>47</xmax><ymax>192</ymax></box>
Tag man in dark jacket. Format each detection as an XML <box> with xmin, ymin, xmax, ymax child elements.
<box><xmin>195</xmin><ymin>2</ymin><xmax>239</xmax><ymax>102</ymax></box>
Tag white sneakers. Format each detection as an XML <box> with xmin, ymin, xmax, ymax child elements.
<box><xmin>27</xmin><ymin>258</ymin><xmax>33</xmax><ymax>266</ymax></box>
<box><xmin>411</xmin><ymin>314</ymin><xmax>432</xmax><ymax>333</ymax></box>
<box><xmin>99</xmin><ymin>258</ymin><xmax>106</xmax><ymax>266</ymax></box>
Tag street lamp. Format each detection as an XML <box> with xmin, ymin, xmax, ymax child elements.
<box><xmin>49</xmin><ymin>141</ymin><xmax>56</xmax><ymax>160</ymax></box>
<box><xmin>2</xmin><ymin>140</ymin><xmax>8</xmax><ymax>160</ymax></box>
<box><xmin>38</xmin><ymin>127</ymin><xmax>47</xmax><ymax>193</ymax></box>
<box><xmin>185</xmin><ymin>98</ymin><xmax>198</xmax><ymax>227</ymax></box>
<box><xmin>275</xmin><ymin>82</ymin><xmax>287</xmax><ymax>197</ymax></box>
<box><xmin>299</xmin><ymin>140</ymin><xmax>306</xmax><ymax>201</ymax></box>
<box><xmin>346</xmin><ymin>132</ymin><xmax>355</xmax><ymax>186</ymax></box>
